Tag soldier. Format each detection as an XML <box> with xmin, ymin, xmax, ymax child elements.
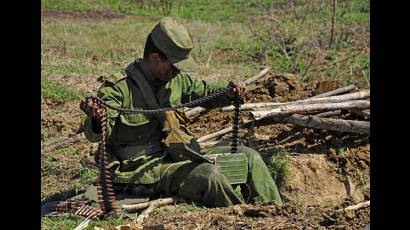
<box><xmin>52</xmin><ymin>17</ymin><xmax>282</xmax><ymax>213</ymax></box>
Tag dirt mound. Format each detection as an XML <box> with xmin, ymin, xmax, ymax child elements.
<box><xmin>244</xmin><ymin>73</ymin><xmax>339</xmax><ymax>103</ymax></box>
<box><xmin>187</xmin><ymin>73</ymin><xmax>370</xmax><ymax>210</ymax></box>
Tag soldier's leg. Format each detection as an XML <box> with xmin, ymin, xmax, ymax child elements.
<box><xmin>203</xmin><ymin>146</ymin><xmax>282</xmax><ymax>204</ymax></box>
<box><xmin>157</xmin><ymin>161</ymin><xmax>244</xmax><ymax>207</ymax></box>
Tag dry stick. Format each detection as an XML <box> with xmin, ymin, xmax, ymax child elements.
<box><xmin>135</xmin><ymin>198</ymin><xmax>174</xmax><ymax>224</ymax></box>
<box><xmin>309</xmin><ymin>84</ymin><xmax>356</xmax><ymax>99</ymax></box>
<box><xmin>337</xmin><ymin>201</ymin><xmax>370</xmax><ymax>212</ymax></box>
<box><xmin>41</xmin><ymin>133</ymin><xmax>85</xmax><ymax>155</ymax></box>
<box><xmin>297</xmin><ymin>90</ymin><xmax>369</xmax><ymax>103</ymax></box>
<box><xmin>250</xmin><ymin>100</ymin><xmax>370</xmax><ymax>120</ymax></box>
<box><xmin>185</xmin><ymin>67</ymin><xmax>271</xmax><ymax>117</ymax></box>
<box><xmin>197</xmin><ymin>120</ymin><xmax>251</xmax><ymax>143</ymax></box>
<box><xmin>244</xmin><ymin>66</ymin><xmax>271</xmax><ymax>85</ymax></box>
<box><xmin>122</xmin><ymin>202</ymin><xmax>150</xmax><ymax>212</ymax></box>
<box><xmin>300</xmin><ymin>48</ymin><xmax>320</xmax><ymax>82</ymax></box>
<box><xmin>329</xmin><ymin>0</ymin><xmax>337</xmax><ymax>49</ymax></box>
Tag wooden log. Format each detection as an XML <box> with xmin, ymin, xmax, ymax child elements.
<box><xmin>41</xmin><ymin>133</ymin><xmax>85</xmax><ymax>155</ymax></box>
<box><xmin>251</xmin><ymin>100</ymin><xmax>370</xmax><ymax>120</ymax></box>
<box><xmin>310</xmin><ymin>84</ymin><xmax>356</xmax><ymax>99</ymax></box>
<box><xmin>185</xmin><ymin>67</ymin><xmax>271</xmax><ymax>117</ymax></box>
<box><xmin>276</xmin><ymin>114</ymin><xmax>370</xmax><ymax>134</ymax></box>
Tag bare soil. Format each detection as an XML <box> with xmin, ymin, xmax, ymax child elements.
<box><xmin>142</xmin><ymin>200</ymin><xmax>369</xmax><ymax>229</ymax></box>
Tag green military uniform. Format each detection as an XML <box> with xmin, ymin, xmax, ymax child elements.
<box><xmin>82</xmin><ymin>57</ymin><xmax>282</xmax><ymax>207</ymax></box>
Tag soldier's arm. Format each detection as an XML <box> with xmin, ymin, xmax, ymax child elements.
<box><xmin>179</xmin><ymin>72</ymin><xmax>232</xmax><ymax>109</ymax></box>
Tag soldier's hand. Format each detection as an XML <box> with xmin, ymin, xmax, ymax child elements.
<box><xmin>80</xmin><ymin>97</ymin><xmax>104</xmax><ymax>119</ymax></box>
<box><xmin>226</xmin><ymin>80</ymin><xmax>247</xmax><ymax>99</ymax></box>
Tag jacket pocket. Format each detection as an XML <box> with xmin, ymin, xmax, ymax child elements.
<box><xmin>115</xmin><ymin>113</ymin><xmax>152</xmax><ymax>142</ymax></box>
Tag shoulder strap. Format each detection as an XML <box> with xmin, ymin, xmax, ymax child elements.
<box><xmin>125</xmin><ymin>62</ymin><xmax>167</xmax><ymax>128</ymax></box>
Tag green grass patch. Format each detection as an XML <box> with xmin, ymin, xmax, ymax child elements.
<box><xmin>41</xmin><ymin>80</ymin><xmax>88</xmax><ymax>102</ymax></box>
<box><xmin>42</xmin><ymin>0</ymin><xmax>271</xmax><ymax>23</ymax></box>
<box><xmin>178</xmin><ymin>201</ymin><xmax>202</xmax><ymax>213</ymax></box>
<box><xmin>42</xmin><ymin>214</ymin><xmax>125</xmax><ymax>230</ymax></box>
<box><xmin>263</xmin><ymin>151</ymin><xmax>290</xmax><ymax>189</ymax></box>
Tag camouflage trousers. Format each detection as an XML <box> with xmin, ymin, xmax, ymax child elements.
<box><xmin>157</xmin><ymin>145</ymin><xmax>283</xmax><ymax>207</ymax></box>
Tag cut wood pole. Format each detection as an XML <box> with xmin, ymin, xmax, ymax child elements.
<box><xmin>185</xmin><ymin>67</ymin><xmax>271</xmax><ymax>117</ymax></box>
<box><xmin>41</xmin><ymin>133</ymin><xmax>85</xmax><ymax>155</ymax></box>
<box><xmin>309</xmin><ymin>84</ymin><xmax>356</xmax><ymax>99</ymax></box>
<box><xmin>197</xmin><ymin>110</ymin><xmax>369</xmax><ymax>142</ymax></box>
<box><xmin>273</xmin><ymin>114</ymin><xmax>370</xmax><ymax>134</ymax></box>
<box><xmin>296</xmin><ymin>90</ymin><xmax>369</xmax><ymax>103</ymax></box>
<box><xmin>221</xmin><ymin>90</ymin><xmax>369</xmax><ymax>112</ymax></box>
<box><xmin>251</xmin><ymin>100</ymin><xmax>370</xmax><ymax>120</ymax></box>
<box><xmin>244</xmin><ymin>66</ymin><xmax>271</xmax><ymax>84</ymax></box>
<box><xmin>314</xmin><ymin>110</ymin><xmax>341</xmax><ymax>118</ymax></box>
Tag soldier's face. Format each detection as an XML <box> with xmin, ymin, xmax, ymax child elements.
<box><xmin>149</xmin><ymin>53</ymin><xmax>180</xmax><ymax>83</ymax></box>
<box><xmin>155</xmin><ymin>59</ymin><xmax>180</xmax><ymax>83</ymax></box>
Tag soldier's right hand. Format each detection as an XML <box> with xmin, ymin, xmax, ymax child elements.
<box><xmin>80</xmin><ymin>97</ymin><xmax>104</xmax><ymax>119</ymax></box>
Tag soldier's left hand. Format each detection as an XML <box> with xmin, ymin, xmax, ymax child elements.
<box><xmin>226</xmin><ymin>80</ymin><xmax>247</xmax><ymax>99</ymax></box>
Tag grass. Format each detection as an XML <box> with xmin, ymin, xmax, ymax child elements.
<box><xmin>41</xmin><ymin>80</ymin><xmax>88</xmax><ymax>102</ymax></box>
<box><xmin>262</xmin><ymin>151</ymin><xmax>290</xmax><ymax>189</ymax></box>
<box><xmin>42</xmin><ymin>214</ymin><xmax>125</xmax><ymax>230</ymax></box>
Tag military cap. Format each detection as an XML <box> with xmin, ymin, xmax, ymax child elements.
<box><xmin>151</xmin><ymin>17</ymin><xmax>198</xmax><ymax>72</ymax></box>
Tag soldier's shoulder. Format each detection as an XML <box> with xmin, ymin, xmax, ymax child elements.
<box><xmin>97</xmin><ymin>72</ymin><xmax>126</xmax><ymax>85</ymax></box>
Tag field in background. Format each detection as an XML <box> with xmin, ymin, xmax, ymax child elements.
<box><xmin>41</xmin><ymin>0</ymin><xmax>369</xmax><ymax>229</ymax></box>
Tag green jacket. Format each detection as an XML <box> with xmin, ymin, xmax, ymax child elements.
<box><xmin>84</xmin><ymin>60</ymin><xmax>231</xmax><ymax>184</ymax></box>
